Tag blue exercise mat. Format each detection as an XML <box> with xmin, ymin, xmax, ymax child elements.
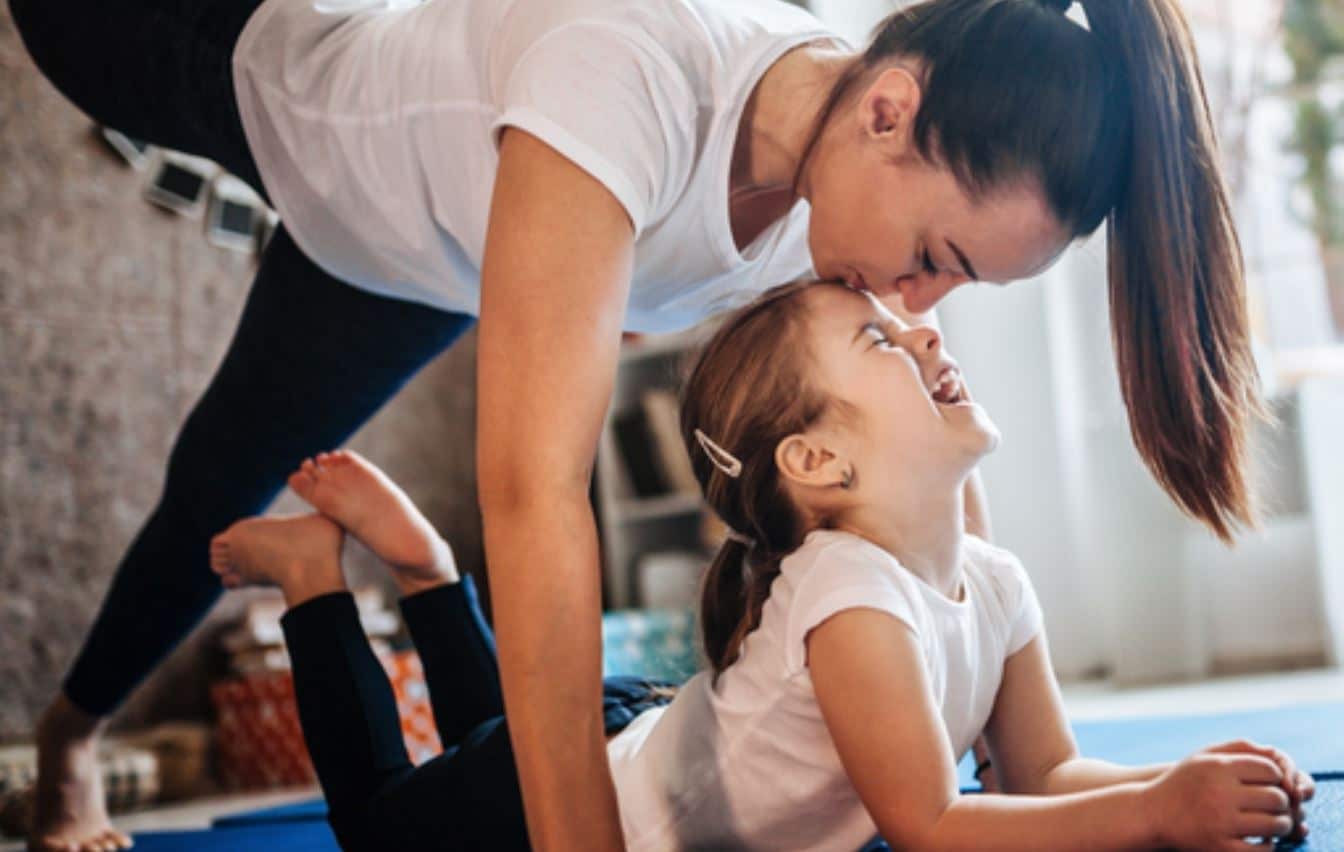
<box><xmin>175</xmin><ymin>777</ymin><xmax>1344</xmax><ymax>851</ymax></box>
<box><xmin>182</xmin><ymin>701</ymin><xmax>1344</xmax><ymax>850</ymax></box>
<box><xmin>955</xmin><ymin>700</ymin><xmax>1344</xmax><ymax>786</ymax></box>
<box><xmin>211</xmin><ymin>798</ymin><xmax>329</xmax><ymax>828</ymax></box>
<box><xmin>130</xmin><ymin>819</ymin><xmax>337</xmax><ymax>850</ymax></box>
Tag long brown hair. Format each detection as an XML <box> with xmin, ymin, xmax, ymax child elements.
<box><xmin>679</xmin><ymin>281</ymin><xmax>844</xmax><ymax>676</ymax></box>
<box><xmin>795</xmin><ymin>0</ymin><xmax>1261</xmax><ymax>541</ymax></box>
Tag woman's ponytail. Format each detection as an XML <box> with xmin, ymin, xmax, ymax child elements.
<box><xmin>1079</xmin><ymin>0</ymin><xmax>1263</xmax><ymax>541</ymax></box>
<box><xmin>795</xmin><ymin>0</ymin><xmax>1263</xmax><ymax>541</ymax></box>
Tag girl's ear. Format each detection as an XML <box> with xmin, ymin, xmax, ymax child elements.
<box><xmin>775</xmin><ymin>431</ymin><xmax>850</xmax><ymax>491</ymax></box>
<box><xmin>857</xmin><ymin>66</ymin><xmax>922</xmax><ymax>157</ymax></box>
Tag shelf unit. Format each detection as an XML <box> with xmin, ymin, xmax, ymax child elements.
<box><xmin>596</xmin><ymin>324</ymin><xmax>719</xmax><ymax>609</ymax></box>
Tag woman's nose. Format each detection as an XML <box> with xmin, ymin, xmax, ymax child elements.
<box><xmin>896</xmin><ymin>275</ymin><xmax>968</xmax><ymax>315</ymax></box>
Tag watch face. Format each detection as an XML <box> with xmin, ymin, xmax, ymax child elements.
<box><xmin>218</xmin><ymin>199</ymin><xmax>256</xmax><ymax>235</ymax></box>
<box><xmin>154</xmin><ymin>161</ymin><xmax>207</xmax><ymax>204</ymax></box>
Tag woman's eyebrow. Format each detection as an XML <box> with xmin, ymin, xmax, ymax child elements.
<box><xmin>946</xmin><ymin>239</ymin><xmax>979</xmax><ymax>280</ymax></box>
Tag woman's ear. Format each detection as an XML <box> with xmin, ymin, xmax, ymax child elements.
<box><xmin>775</xmin><ymin>431</ymin><xmax>850</xmax><ymax>491</ymax></box>
<box><xmin>857</xmin><ymin>66</ymin><xmax>922</xmax><ymax>156</ymax></box>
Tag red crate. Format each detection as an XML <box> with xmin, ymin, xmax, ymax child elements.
<box><xmin>211</xmin><ymin>650</ymin><xmax>443</xmax><ymax>789</ymax></box>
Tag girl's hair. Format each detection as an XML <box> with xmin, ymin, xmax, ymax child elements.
<box><xmin>680</xmin><ymin>280</ymin><xmax>844</xmax><ymax>676</ymax></box>
<box><xmin>796</xmin><ymin>0</ymin><xmax>1260</xmax><ymax>541</ymax></box>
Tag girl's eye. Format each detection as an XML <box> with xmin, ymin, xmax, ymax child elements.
<box><xmin>865</xmin><ymin>327</ymin><xmax>892</xmax><ymax>349</ymax></box>
<box><xmin>866</xmin><ymin>329</ymin><xmax>899</xmax><ymax>350</ymax></box>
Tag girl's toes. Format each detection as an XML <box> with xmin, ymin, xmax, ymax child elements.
<box><xmin>302</xmin><ymin>458</ymin><xmax>320</xmax><ymax>478</ymax></box>
<box><xmin>328</xmin><ymin>450</ymin><xmax>354</xmax><ymax>466</ymax></box>
<box><xmin>288</xmin><ymin>470</ymin><xmax>314</xmax><ymax>495</ymax></box>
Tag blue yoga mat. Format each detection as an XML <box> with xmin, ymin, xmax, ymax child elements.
<box><xmin>211</xmin><ymin>798</ymin><xmax>329</xmax><ymax>828</ymax></box>
<box><xmin>955</xmin><ymin>701</ymin><xmax>1344</xmax><ymax>786</ymax></box>
<box><xmin>129</xmin><ymin>819</ymin><xmax>337</xmax><ymax>850</ymax></box>
<box><xmin>137</xmin><ymin>778</ymin><xmax>1344</xmax><ymax>851</ymax></box>
<box><xmin>164</xmin><ymin>701</ymin><xmax>1342</xmax><ymax>850</ymax></box>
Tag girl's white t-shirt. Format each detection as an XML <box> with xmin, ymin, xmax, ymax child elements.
<box><xmin>231</xmin><ymin>0</ymin><xmax>836</xmax><ymax>332</ymax></box>
<box><xmin>606</xmin><ymin>529</ymin><xmax>1044</xmax><ymax>851</ymax></box>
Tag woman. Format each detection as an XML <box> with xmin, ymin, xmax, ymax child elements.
<box><xmin>10</xmin><ymin>0</ymin><xmax>1254</xmax><ymax>848</ymax></box>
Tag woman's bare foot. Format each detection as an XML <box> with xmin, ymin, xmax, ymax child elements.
<box><xmin>287</xmin><ymin>450</ymin><xmax>458</xmax><ymax>597</ymax></box>
<box><xmin>29</xmin><ymin>696</ymin><xmax>131</xmax><ymax>852</ymax></box>
<box><xmin>210</xmin><ymin>514</ymin><xmax>346</xmax><ymax>608</ymax></box>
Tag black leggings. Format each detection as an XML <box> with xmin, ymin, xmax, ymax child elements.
<box><xmin>8</xmin><ymin>0</ymin><xmax>476</xmax><ymax>716</ymax></box>
<box><xmin>282</xmin><ymin>577</ymin><xmax>671</xmax><ymax>851</ymax></box>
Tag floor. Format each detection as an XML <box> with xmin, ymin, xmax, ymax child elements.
<box><xmin>3</xmin><ymin>666</ymin><xmax>1342</xmax><ymax>849</ymax></box>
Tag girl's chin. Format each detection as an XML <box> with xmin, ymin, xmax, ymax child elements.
<box><xmin>941</xmin><ymin>401</ymin><xmax>1000</xmax><ymax>455</ymax></box>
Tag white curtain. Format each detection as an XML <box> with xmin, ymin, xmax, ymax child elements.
<box><xmin>940</xmin><ymin>238</ymin><xmax>1333</xmax><ymax>683</ymax></box>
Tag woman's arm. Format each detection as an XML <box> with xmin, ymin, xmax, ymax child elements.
<box><xmin>476</xmin><ymin>127</ymin><xmax>635</xmax><ymax>851</ymax></box>
<box><xmin>808</xmin><ymin>610</ymin><xmax>1158</xmax><ymax>850</ymax></box>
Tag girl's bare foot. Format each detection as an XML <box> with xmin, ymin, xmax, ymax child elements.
<box><xmin>29</xmin><ymin>696</ymin><xmax>131</xmax><ymax>852</ymax></box>
<box><xmin>287</xmin><ymin>450</ymin><xmax>458</xmax><ymax>597</ymax></box>
<box><xmin>210</xmin><ymin>514</ymin><xmax>346</xmax><ymax>608</ymax></box>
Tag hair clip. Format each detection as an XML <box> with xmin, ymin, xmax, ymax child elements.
<box><xmin>694</xmin><ymin>428</ymin><xmax>743</xmax><ymax>479</ymax></box>
<box><xmin>724</xmin><ymin>528</ymin><xmax>756</xmax><ymax>549</ymax></box>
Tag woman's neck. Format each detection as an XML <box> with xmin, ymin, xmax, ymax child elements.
<box><xmin>834</xmin><ymin>484</ymin><xmax>969</xmax><ymax>602</ymax></box>
<box><xmin>730</xmin><ymin>43</ymin><xmax>852</xmax><ymax>211</ymax></box>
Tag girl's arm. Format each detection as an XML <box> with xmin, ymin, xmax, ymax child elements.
<box><xmin>986</xmin><ymin>634</ymin><xmax>1312</xmax><ymax>842</ymax></box>
<box><xmin>476</xmin><ymin>127</ymin><xmax>635</xmax><ymax>852</ymax></box>
<box><xmin>983</xmin><ymin>636</ymin><xmax>1169</xmax><ymax>795</ymax></box>
<box><xmin>808</xmin><ymin>609</ymin><xmax>1291</xmax><ymax>851</ymax></box>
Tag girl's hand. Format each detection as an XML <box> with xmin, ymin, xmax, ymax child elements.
<box><xmin>1199</xmin><ymin>740</ymin><xmax>1313</xmax><ymax>843</ymax></box>
<box><xmin>1144</xmin><ymin>752</ymin><xmax>1295</xmax><ymax>850</ymax></box>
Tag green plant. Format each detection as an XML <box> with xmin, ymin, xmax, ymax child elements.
<box><xmin>1283</xmin><ymin>0</ymin><xmax>1344</xmax><ymax>243</ymax></box>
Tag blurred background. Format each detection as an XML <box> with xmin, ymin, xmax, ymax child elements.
<box><xmin>2</xmin><ymin>0</ymin><xmax>1343</xmax><ymax>838</ymax></box>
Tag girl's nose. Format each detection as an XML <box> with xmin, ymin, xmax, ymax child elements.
<box><xmin>904</xmin><ymin>326</ymin><xmax>940</xmax><ymax>354</ymax></box>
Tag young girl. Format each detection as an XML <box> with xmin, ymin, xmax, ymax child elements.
<box><xmin>212</xmin><ymin>280</ymin><xmax>1312</xmax><ymax>851</ymax></box>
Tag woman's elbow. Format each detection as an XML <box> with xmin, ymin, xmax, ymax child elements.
<box><xmin>477</xmin><ymin>443</ymin><xmax>593</xmax><ymax>513</ymax></box>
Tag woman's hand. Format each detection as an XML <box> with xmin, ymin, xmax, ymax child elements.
<box><xmin>1198</xmin><ymin>740</ymin><xmax>1314</xmax><ymax>844</ymax></box>
<box><xmin>1143</xmin><ymin>751</ymin><xmax>1296</xmax><ymax>850</ymax></box>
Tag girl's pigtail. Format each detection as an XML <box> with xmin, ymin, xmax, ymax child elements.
<box><xmin>699</xmin><ymin>536</ymin><xmax>754</xmax><ymax>675</ymax></box>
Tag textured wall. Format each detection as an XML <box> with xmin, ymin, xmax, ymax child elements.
<box><xmin>0</xmin><ymin>6</ymin><xmax>483</xmax><ymax>741</ymax></box>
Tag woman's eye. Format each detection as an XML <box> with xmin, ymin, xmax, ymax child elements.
<box><xmin>920</xmin><ymin>248</ymin><xmax>937</xmax><ymax>275</ymax></box>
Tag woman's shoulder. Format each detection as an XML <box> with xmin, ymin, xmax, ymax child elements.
<box><xmin>496</xmin><ymin>0</ymin><xmax>835</xmax><ymax>96</ymax></box>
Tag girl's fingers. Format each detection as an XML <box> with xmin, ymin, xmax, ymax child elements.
<box><xmin>1227</xmin><ymin>754</ymin><xmax>1284</xmax><ymax>784</ymax></box>
<box><xmin>1232</xmin><ymin>812</ymin><xmax>1294</xmax><ymax>840</ymax></box>
<box><xmin>1238</xmin><ymin>784</ymin><xmax>1290</xmax><ymax>814</ymax></box>
<box><xmin>1298</xmin><ymin>770</ymin><xmax>1316</xmax><ymax>801</ymax></box>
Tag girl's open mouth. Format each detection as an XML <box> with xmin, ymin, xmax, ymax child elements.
<box><xmin>929</xmin><ymin>366</ymin><xmax>966</xmax><ymax>405</ymax></box>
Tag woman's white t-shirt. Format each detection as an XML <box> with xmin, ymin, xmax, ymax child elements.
<box><xmin>231</xmin><ymin>0</ymin><xmax>837</xmax><ymax>332</ymax></box>
<box><xmin>606</xmin><ymin>529</ymin><xmax>1044</xmax><ymax>851</ymax></box>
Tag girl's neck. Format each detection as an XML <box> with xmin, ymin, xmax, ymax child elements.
<box><xmin>834</xmin><ymin>484</ymin><xmax>969</xmax><ymax>602</ymax></box>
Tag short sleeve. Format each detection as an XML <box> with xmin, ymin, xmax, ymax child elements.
<box><xmin>783</xmin><ymin>541</ymin><xmax>925</xmax><ymax>674</ymax></box>
<box><xmin>1005</xmin><ymin>556</ymin><xmax>1044</xmax><ymax>656</ymax></box>
<box><xmin>492</xmin><ymin>23</ymin><xmax>696</xmax><ymax>238</ymax></box>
